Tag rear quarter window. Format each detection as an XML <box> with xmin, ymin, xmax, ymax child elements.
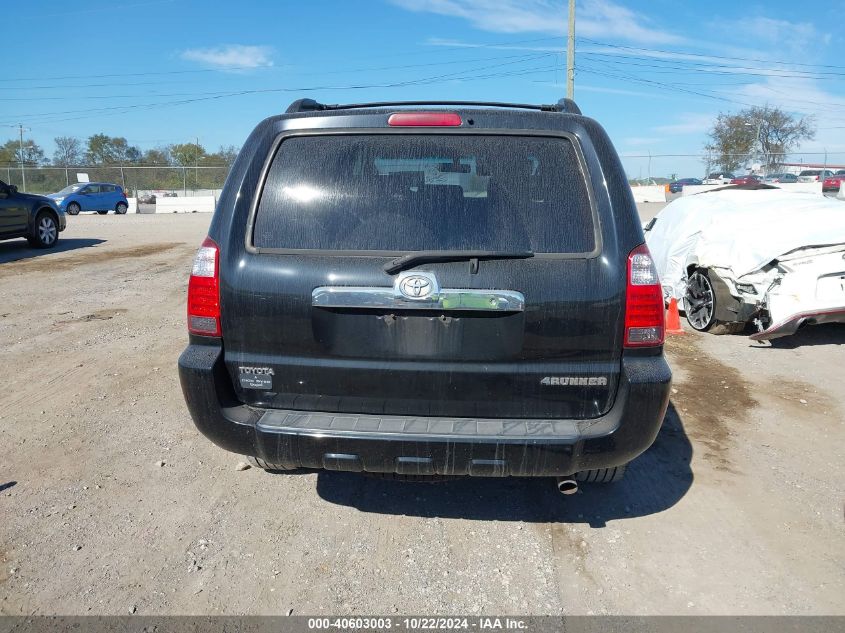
<box><xmin>252</xmin><ymin>133</ymin><xmax>596</xmax><ymax>254</ymax></box>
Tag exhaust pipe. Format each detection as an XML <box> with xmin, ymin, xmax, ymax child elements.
<box><xmin>556</xmin><ymin>477</ymin><xmax>579</xmax><ymax>495</ymax></box>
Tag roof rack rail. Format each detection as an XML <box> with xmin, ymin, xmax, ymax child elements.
<box><xmin>285</xmin><ymin>98</ymin><xmax>582</xmax><ymax>115</ymax></box>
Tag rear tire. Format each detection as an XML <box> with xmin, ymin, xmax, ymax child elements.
<box><xmin>27</xmin><ymin>211</ymin><xmax>59</xmax><ymax>249</ymax></box>
<box><xmin>115</xmin><ymin>202</ymin><xmax>128</xmax><ymax>215</ymax></box>
<box><xmin>574</xmin><ymin>465</ymin><xmax>627</xmax><ymax>483</ymax></box>
<box><xmin>246</xmin><ymin>455</ymin><xmax>297</xmax><ymax>472</ymax></box>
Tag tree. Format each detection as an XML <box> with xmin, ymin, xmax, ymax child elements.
<box><xmin>0</xmin><ymin>139</ymin><xmax>46</xmax><ymax>166</ymax></box>
<box><xmin>53</xmin><ymin>136</ymin><xmax>83</xmax><ymax>166</ymax></box>
<box><xmin>0</xmin><ymin>141</ymin><xmax>15</xmax><ymax>167</ymax></box>
<box><xmin>201</xmin><ymin>145</ymin><xmax>239</xmax><ymax>167</ymax></box>
<box><xmin>85</xmin><ymin>134</ymin><xmax>141</xmax><ymax>164</ymax></box>
<box><xmin>169</xmin><ymin>142</ymin><xmax>206</xmax><ymax>167</ymax></box>
<box><xmin>142</xmin><ymin>147</ymin><xmax>172</xmax><ymax>165</ymax></box>
<box><xmin>217</xmin><ymin>145</ymin><xmax>239</xmax><ymax>166</ymax></box>
<box><xmin>705</xmin><ymin>106</ymin><xmax>815</xmax><ymax>172</ymax></box>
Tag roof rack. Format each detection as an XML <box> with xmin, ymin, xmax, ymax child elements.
<box><xmin>285</xmin><ymin>98</ymin><xmax>581</xmax><ymax>115</ymax></box>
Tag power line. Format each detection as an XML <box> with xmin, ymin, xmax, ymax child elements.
<box><xmin>579</xmin><ymin>52</ymin><xmax>845</xmax><ymax>80</ymax></box>
<box><xmin>1</xmin><ymin>56</ymin><xmax>557</xmax><ymax>126</ymax></box>
<box><xmin>0</xmin><ymin>51</ymin><xmax>559</xmax><ymax>99</ymax></box>
<box><xmin>0</xmin><ymin>66</ymin><xmax>258</xmax><ymax>84</ymax></box>
<box><xmin>579</xmin><ymin>58</ymin><xmax>845</xmax><ymax>118</ymax></box>
<box><xmin>577</xmin><ymin>66</ymin><xmax>760</xmax><ymax>109</ymax></box>
<box><xmin>0</xmin><ymin>36</ymin><xmax>563</xmax><ymax>85</ymax></box>
<box><xmin>579</xmin><ymin>37</ymin><xmax>845</xmax><ymax>72</ymax></box>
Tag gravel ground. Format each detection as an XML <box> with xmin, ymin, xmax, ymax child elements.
<box><xmin>0</xmin><ymin>211</ymin><xmax>843</xmax><ymax>616</ymax></box>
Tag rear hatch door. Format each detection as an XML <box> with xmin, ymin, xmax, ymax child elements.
<box><xmin>222</xmin><ymin>128</ymin><xmax>624</xmax><ymax>419</ymax></box>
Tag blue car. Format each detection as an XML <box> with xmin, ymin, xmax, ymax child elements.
<box><xmin>48</xmin><ymin>182</ymin><xmax>129</xmax><ymax>215</ymax></box>
<box><xmin>668</xmin><ymin>177</ymin><xmax>702</xmax><ymax>194</ymax></box>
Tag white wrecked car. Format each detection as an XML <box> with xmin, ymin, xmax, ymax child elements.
<box><xmin>645</xmin><ymin>188</ymin><xmax>845</xmax><ymax>340</ymax></box>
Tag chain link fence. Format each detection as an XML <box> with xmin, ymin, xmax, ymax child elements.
<box><xmin>1</xmin><ymin>164</ymin><xmax>231</xmax><ymax>196</ymax></box>
<box><xmin>619</xmin><ymin>152</ymin><xmax>845</xmax><ymax>182</ymax></box>
<box><xmin>4</xmin><ymin>152</ymin><xmax>845</xmax><ymax>195</ymax></box>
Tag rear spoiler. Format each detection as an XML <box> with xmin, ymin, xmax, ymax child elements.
<box><xmin>284</xmin><ymin>98</ymin><xmax>582</xmax><ymax>115</ymax></box>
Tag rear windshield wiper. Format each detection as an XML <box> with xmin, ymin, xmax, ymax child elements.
<box><xmin>384</xmin><ymin>250</ymin><xmax>535</xmax><ymax>274</ymax></box>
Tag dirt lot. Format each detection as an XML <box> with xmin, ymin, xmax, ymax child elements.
<box><xmin>1</xmin><ymin>212</ymin><xmax>843</xmax><ymax>616</ymax></box>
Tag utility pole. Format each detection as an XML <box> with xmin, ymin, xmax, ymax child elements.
<box><xmin>566</xmin><ymin>0</ymin><xmax>576</xmax><ymax>99</ymax></box>
<box><xmin>195</xmin><ymin>136</ymin><xmax>199</xmax><ymax>193</ymax></box>
<box><xmin>18</xmin><ymin>124</ymin><xmax>30</xmax><ymax>191</ymax></box>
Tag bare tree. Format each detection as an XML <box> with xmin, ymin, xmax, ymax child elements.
<box><xmin>53</xmin><ymin>136</ymin><xmax>83</xmax><ymax>166</ymax></box>
<box><xmin>705</xmin><ymin>106</ymin><xmax>815</xmax><ymax>172</ymax></box>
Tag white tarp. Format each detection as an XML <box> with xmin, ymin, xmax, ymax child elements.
<box><xmin>646</xmin><ymin>189</ymin><xmax>845</xmax><ymax>300</ymax></box>
<box><xmin>682</xmin><ymin>183</ymin><xmax>824</xmax><ymax>196</ymax></box>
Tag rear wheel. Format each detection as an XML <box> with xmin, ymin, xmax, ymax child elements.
<box><xmin>66</xmin><ymin>202</ymin><xmax>80</xmax><ymax>216</ymax></box>
<box><xmin>96</xmin><ymin>209</ymin><xmax>109</xmax><ymax>215</ymax></box>
<box><xmin>574</xmin><ymin>465</ymin><xmax>626</xmax><ymax>483</ymax></box>
<box><xmin>115</xmin><ymin>202</ymin><xmax>128</xmax><ymax>215</ymax></box>
<box><xmin>27</xmin><ymin>211</ymin><xmax>59</xmax><ymax>249</ymax></box>
<box><xmin>246</xmin><ymin>455</ymin><xmax>297</xmax><ymax>472</ymax></box>
<box><xmin>684</xmin><ymin>268</ymin><xmax>745</xmax><ymax>334</ymax></box>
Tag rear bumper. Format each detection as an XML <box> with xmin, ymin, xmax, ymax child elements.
<box><xmin>178</xmin><ymin>343</ymin><xmax>672</xmax><ymax>477</ymax></box>
<box><xmin>750</xmin><ymin>306</ymin><xmax>845</xmax><ymax>341</ymax></box>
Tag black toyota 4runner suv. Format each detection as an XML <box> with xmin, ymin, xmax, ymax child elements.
<box><xmin>178</xmin><ymin>98</ymin><xmax>671</xmax><ymax>486</ymax></box>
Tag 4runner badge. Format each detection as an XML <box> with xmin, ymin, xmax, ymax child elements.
<box><xmin>238</xmin><ymin>366</ymin><xmax>274</xmax><ymax>390</ymax></box>
<box><xmin>541</xmin><ymin>376</ymin><xmax>608</xmax><ymax>386</ymax></box>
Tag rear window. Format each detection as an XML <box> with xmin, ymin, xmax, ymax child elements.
<box><xmin>799</xmin><ymin>170</ymin><xmax>820</xmax><ymax>176</ymax></box>
<box><xmin>252</xmin><ymin>134</ymin><xmax>595</xmax><ymax>254</ymax></box>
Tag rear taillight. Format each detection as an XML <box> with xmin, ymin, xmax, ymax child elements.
<box><xmin>387</xmin><ymin>112</ymin><xmax>462</xmax><ymax>127</ymax></box>
<box><xmin>624</xmin><ymin>244</ymin><xmax>664</xmax><ymax>348</ymax></box>
<box><xmin>187</xmin><ymin>237</ymin><xmax>220</xmax><ymax>336</ymax></box>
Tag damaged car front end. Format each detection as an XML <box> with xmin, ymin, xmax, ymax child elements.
<box><xmin>646</xmin><ymin>189</ymin><xmax>845</xmax><ymax>340</ymax></box>
<box><xmin>749</xmin><ymin>246</ymin><xmax>845</xmax><ymax>340</ymax></box>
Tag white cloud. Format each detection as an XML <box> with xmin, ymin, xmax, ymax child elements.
<box><xmin>654</xmin><ymin>113</ymin><xmax>715</xmax><ymax>135</ymax></box>
<box><xmin>742</xmin><ymin>17</ymin><xmax>830</xmax><ymax>53</ymax></box>
<box><xmin>577</xmin><ymin>0</ymin><xmax>685</xmax><ymax>45</ymax></box>
<box><xmin>181</xmin><ymin>44</ymin><xmax>273</xmax><ymax>69</ymax></box>
<box><xmin>390</xmin><ymin>0</ymin><xmax>684</xmax><ymax>45</ymax></box>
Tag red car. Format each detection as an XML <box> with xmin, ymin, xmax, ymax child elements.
<box><xmin>730</xmin><ymin>174</ymin><xmax>761</xmax><ymax>185</ymax></box>
<box><xmin>822</xmin><ymin>170</ymin><xmax>845</xmax><ymax>193</ymax></box>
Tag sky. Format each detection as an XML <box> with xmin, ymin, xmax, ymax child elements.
<box><xmin>3</xmin><ymin>0</ymin><xmax>845</xmax><ymax>178</ymax></box>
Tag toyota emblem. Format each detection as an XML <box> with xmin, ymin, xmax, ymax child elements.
<box><xmin>399</xmin><ymin>275</ymin><xmax>433</xmax><ymax>299</ymax></box>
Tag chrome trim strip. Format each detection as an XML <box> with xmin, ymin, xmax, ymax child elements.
<box><xmin>312</xmin><ymin>286</ymin><xmax>525</xmax><ymax>312</ymax></box>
